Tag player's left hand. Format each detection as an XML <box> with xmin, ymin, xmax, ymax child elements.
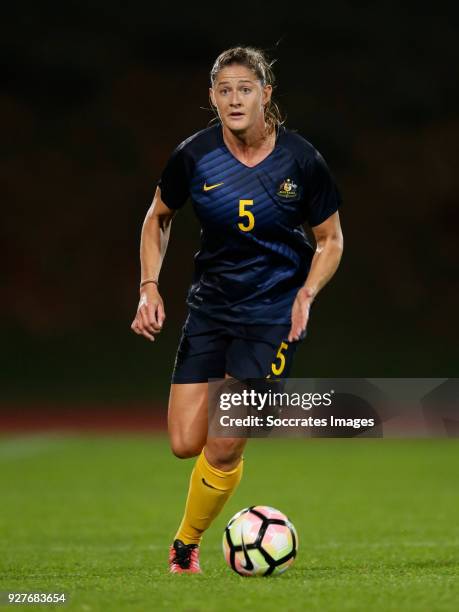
<box><xmin>288</xmin><ymin>287</ymin><xmax>314</xmax><ymax>342</ymax></box>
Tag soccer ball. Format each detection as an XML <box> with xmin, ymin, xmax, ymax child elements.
<box><xmin>223</xmin><ymin>506</ymin><xmax>298</xmax><ymax>576</ymax></box>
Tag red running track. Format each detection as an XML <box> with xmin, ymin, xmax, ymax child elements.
<box><xmin>0</xmin><ymin>403</ymin><xmax>168</xmax><ymax>432</ymax></box>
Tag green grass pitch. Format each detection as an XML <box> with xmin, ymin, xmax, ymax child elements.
<box><xmin>1</xmin><ymin>435</ymin><xmax>458</xmax><ymax>611</ymax></box>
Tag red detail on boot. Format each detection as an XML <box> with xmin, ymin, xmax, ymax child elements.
<box><xmin>169</xmin><ymin>540</ymin><xmax>201</xmax><ymax>574</ymax></box>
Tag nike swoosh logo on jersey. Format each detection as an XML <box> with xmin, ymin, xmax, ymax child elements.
<box><xmin>203</xmin><ymin>181</ymin><xmax>224</xmax><ymax>191</ymax></box>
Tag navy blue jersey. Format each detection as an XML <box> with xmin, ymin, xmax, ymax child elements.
<box><xmin>158</xmin><ymin>123</ymin><xmax>341</xmax><ymax>324</ymax></box>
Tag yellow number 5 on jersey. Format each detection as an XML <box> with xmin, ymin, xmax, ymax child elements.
<box><xmin>238</xmin><ymin>199</ymin><xmax>255</xmax><ymax>232</ymax></box>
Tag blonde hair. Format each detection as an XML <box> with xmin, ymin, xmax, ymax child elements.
<box><xmin>210</xmin><ymin>46</ymin><xmax>284</xmax><ymax>133</ymax></box>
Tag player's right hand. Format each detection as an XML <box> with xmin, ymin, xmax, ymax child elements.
<box><xmin>130</xmin><ymin>284</ymin><xmax>165</xmax><ymax>342</ymax></box>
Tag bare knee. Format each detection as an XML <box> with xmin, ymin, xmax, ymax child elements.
<box><xmin>205</xmin><ymin>438</ymin><xmax>246</xmax><ymax>471</ymax></box>
<box><xmin>170</xmin><ymin>437</ymin><xmax>203</xmax><ymax>459</ymax></box>
<box><xmin>168</xmin><ymin>382</ymin><xmax>208</xmax><ymax>459</ymax></box>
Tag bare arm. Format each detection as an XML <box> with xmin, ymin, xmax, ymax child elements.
<box><xmin>131</xmin><ymin>187</ymin><xmax>176</xmax><ymax>341</ymax></box>
<box><xmin>288</xmin><ymin>211</ymin><xmax>344</xmax><ymax>342</ymax></box>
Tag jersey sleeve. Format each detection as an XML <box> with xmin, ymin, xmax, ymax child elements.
<box><xmin>303</xmin><ymin>150</ymin><xmax>342</xmax><ymax>227</ymax></box>
<box><xmin>157</xmin><ymin>145</ymin><xmax>192</xmax><ymax>210</ymax></box>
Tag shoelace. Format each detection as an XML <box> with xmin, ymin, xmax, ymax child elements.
<box><xmin>172</xmin><ymin>544</ymin><xmax>197</xmax><ymax>569</ymax></box>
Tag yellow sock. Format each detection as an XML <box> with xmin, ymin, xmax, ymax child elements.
<box><xmin>175</xmin><ymin>449</ymin><xmax>243</xmax><ymax>545</ymax></box>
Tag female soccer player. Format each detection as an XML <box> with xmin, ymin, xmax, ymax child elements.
<box><xmin>131</xmin><ymin>46</ymin><xmax>343</xmax><ymax>573</ymax></box>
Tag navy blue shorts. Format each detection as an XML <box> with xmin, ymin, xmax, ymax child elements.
<box><xmin>172</xmin><ymin>309</ymin><xmax>299</xmax><ymax>383</ymax></box>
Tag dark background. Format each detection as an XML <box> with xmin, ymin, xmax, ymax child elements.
<box><xmin>2</xmin><ymin>2</ymin><xmax>458</xmax><ymax>405</ymax></box>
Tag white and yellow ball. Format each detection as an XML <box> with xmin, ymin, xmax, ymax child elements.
<box><xmin>223</xmin><ymin>506</ymin><xmax>298</xmax><ymax>576</ymax></box>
